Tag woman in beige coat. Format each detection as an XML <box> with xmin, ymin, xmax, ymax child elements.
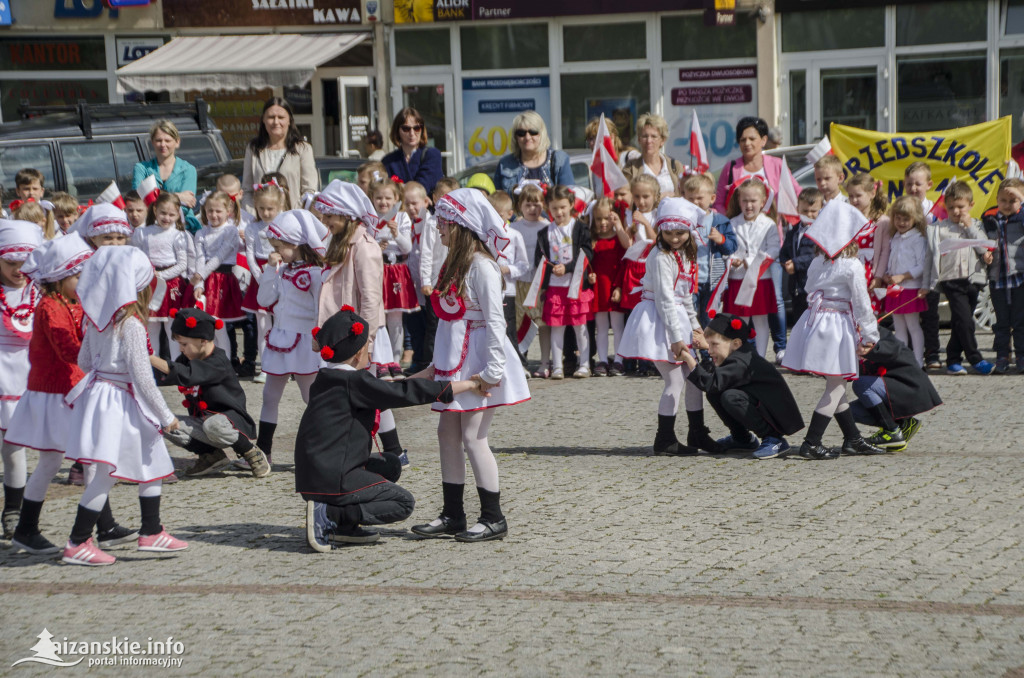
<box><xmin>242</xmin><ymin>97</ymin><xmax>318</xmax><ymax>212</ymax></box>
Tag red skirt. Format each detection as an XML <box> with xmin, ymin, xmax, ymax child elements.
<box><xmin>617</xmin><ymin>258</ymin><xmax>647</xmax><ymax>311</ymax></box>
<box><xmin>885</xmin><ymin>288</ymin><xmax>928</xmax><ymax>314</ymax></box>
<box><xmin>203</xmin><ymin>270</ymin><xmax>245</xmax><ymax>321</ymax></box>
<box><xmin>383</xmin><ymin>263</ymin><xmax>419</xmax><ymax>311</ymax></box>
<box><xmin>723</xmin><ymin>277</ymin><xmax>777</xmax><ymax>316</ymax></box>
<box><xmin>151</xmin><ymin>277</ymin><xmax>185</xmax><ymax>321</ymax></box>
<box><xmin>241</xmin><ymin>259</ymin><xmax>268</xmax><ymax>313</ymax></box>
<box><xmin>543</xmin><ymin>286</ymin><xmax>593</xmax><ymax>327</ymax></box>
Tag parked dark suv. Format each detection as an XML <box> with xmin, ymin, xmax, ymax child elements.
<box><xmin>0</xmin><ymin>99</ymin><xmax>231</xmax><ymax>205</ymax></box>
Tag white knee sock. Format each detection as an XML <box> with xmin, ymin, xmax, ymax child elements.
<box><xmin>386</xmin><ymin>311</ymin><xmax>403</xmax><ymax>362</ymax></box>
<box><xmin>550</xmin><ymin>326</ymin><xmax>566</xmax><ymax>370</ymax></box>
<box><xmin>595</xmin><ymin>312</ymin><xmax>610</xmax><ymax>363</ymax></box>
<box><xmin>573</xmin><ymin>324</ymin><xmax>589</xmax><ymax>369</ymax></box>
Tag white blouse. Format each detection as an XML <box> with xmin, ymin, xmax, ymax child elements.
<box><xmin>805</xmin><ymin>255</ymin><xmax>879</xmax><ymax>344</ymax></box>
<box><xmin>643</xmin><ymin>249</ymin><xmax>698</xmax><ymax>344</ymax></box>
<box><xmin>132</xmin><ymin>225</ymin><xmax>189</xmax><ymax>279</ymax></box>
<box><xmin>728</xmin><ymin>213</ymin><xmax>780</xmax><ymax>280</ymax></box>
<box><xmin>887</xmin><ymin>228</ymin><xmax>928</xmax><ymax>289</ymax></box>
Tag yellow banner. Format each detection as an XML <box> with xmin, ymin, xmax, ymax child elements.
<box><xmin>829</xmin><ymin>117</ymin><xmax>1012</xmax><ymax>218</ymax></box>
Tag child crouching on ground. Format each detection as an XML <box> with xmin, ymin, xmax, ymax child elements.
<box><xmin>152</xmin><ymin>308</ymin><xmax>270</xmax><ymax>478</ymax></box>
<box><xmin>297</xmin><ymin>308</ymin><xmax>483</xmax><ymax>552</ymax></box>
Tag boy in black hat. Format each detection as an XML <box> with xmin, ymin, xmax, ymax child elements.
<box><xmin>150</xmin><ymin>308</ymin><xmax>269</xmax><ymax>478</ymax></box>
<box><xmin>298</xmin><ymin>307</ymin><xmax>484</xmax><ymax>552</ymax></box>
<box><xmin>677</xmin><ymin>312</ymin><xmax>804</xmax><ymax>460</ymax></box>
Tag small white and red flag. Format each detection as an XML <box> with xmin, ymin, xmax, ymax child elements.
<box><xmin>805</xmin><ymin>136</ymin><xmax>833</xmax><ymax>165</ymax></box>
<box><xmin>96</xmin><ymin>181</ymin><xmax>126</xmax><ymax>210</ymax></box>
<box><xmin>138</xmin><ymin>174</ymin><xmax>161</xmax><ymax>206</ymax></box>
<box><xmin>589</xmin><ymin>113</ymin><xmax>629</xmax><ymax>198</ymax></box>
<box><xmin>777</xmin><ymin>156</ymin><xmax>801</xmax><ymax>226</ymax></box>
<box><xmin>689</xmin><ymin>110</ymin><xmax>710</xmax><ymax>174</ymax></box>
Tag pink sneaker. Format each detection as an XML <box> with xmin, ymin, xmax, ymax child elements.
<box><xmin>137</xmin><ymin>531</ymin><xmax>189</xmax><ymax>552</ymax></box>
<box><xmin>62</xmin><ymin>538</ymin><xmax>116</xmax><ymax>566</ymax></box>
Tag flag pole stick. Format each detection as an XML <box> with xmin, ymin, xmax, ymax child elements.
<box><xmin>876</xmin><ymin>293</ymin><xmax>926</xmax><ymax>322</ymax></box>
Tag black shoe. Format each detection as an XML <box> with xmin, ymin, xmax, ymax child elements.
<box><xmin>840</xmin><ymin>437</ymin><xmax>890</xmax><ymax>456</ymax></box>
<box><xmin>661</xmin><ymin>442</ymin><xmax>700</xmax><ymax>456</ymax></box>
<box><xmin>687</xmin><ymin>427</ymin><xmax>726</xmax><ymax>454</ymax></box>
<box><xmin>97</xmin><ymin>524</ymin><xmax>140</xmax><ymax>548</ymax></box>
<box><xmin>411</xmin><ymin>515</ymin><xmax>467</xmax><ymax>538</ymax></box>
<box><xmin>11</xmin><ymin>530</ymin><xmax>60</xmax><ymax>555</ymax></box>
<box><xmin>864</xmin><ymin>428</ymin><xmax>906</xmax><ymax>450</ymax></box>
<box><xmin>329</xmin><ymin>524</ymin><xmax>380</xmax><ymax>544</ymax></box>
<box><xmin>798</xmin><ymin>441</ymin><xmax>839</xmax><ymax>460</ymax></box>
<box><xmin>236</xmin><ymin>360</ymin><xmax>256</xmax><ymax>378</ymax></box>
<box><xmin>454</xmin><ymin>518</ymin><xmax>508</xmax><ymax>542</ymax></box>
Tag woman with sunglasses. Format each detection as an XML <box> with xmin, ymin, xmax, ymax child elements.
<box><xmin>382</xmin><ymin>107</ymin><xmax>444</xmax><ymax>197</ymax></box>
<box><xmin>493</xmin><ymin>111</ymin><xmax>574</xmax><ymax>194</ymax></box>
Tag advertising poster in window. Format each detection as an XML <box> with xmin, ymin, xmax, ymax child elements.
<box><xmin>462</xmin><ymin>76</ymin><xmax>550</xmax><ymax>168</ymax></box>
<box><xmin>585</xmin><ymin>98</ymin><xmax>636</xmax><ymax>147</ymax></box>
<box><xmin>663</xmin><ymin>65</ymin><xmax>757</xmax><ymax>173</ymax></box>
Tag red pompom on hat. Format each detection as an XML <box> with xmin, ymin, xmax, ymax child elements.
<box><xmin>320</xmin><ymin>346</ymin><xmax>335</xmax><ymax>360</ymax></box>
<box><xmin>316</xmin><ymin>307</ymin><xmax>370</xmax><ymax>362</ymax></box>
<box><xmin>878</xmin><ymin>367</ymin><xmax>887</xmax><ymax>376</ymax></box>
<box><xmin>185</xmin><ymin>316</ymin><xmax>198</xmax><ymax>328</ymax></box>
<box><xmin>351</xmin><ymin>321</ymin><xmax>364</xmax><ymax>336</ymax></box>
<box><xmin>169</xmin><ymin>308</ymin><xmax>178</xmax><ymax>318</ymax></box>
<box><xmin>198</xmin><ymin>401</ymin><xmax>208</xmax><ymax>411</ymax></box>
<box><xmin>170</xmin><ymin>308</ymin><xmax>219</xmax><ymax>342</ymax></box>
<box><xmin>340</xmin><ymin>305</ymin><xmax>355</xmax><ymax>312</ymax></box>
<box><xmin>708</xmin><ymin>309</ymin><xmax>717</xmax><ymax>319</ymax></box>
<box><xmin>181</xmin><ymin>400</ymin><xmax>189</xmax><ymax>408</ymax></box>
<box><xmin>311</xmin><ymin>327</ymin><xmax>320</xmax><ymax>338</ymax></box>
<box><xmin>730</xmin><ymin>319</ymin><xmax>742</xmax><ymax>330</ymax></box>
<box><xmin>214</xmin><ymin>319</ymin><xmax>224</xmax><ymax>330</ymax></box>
<box><xmin>177</xmin><ymin>386</ymin><xmax>188</xmax><ymax>394</ymax></box>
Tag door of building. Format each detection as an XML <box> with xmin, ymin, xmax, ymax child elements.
<box><xmin>783</xmin><ymin>55</ymin><xmax>888</xmax><ymax>145</ymax></box>
<box><xmin>391</xmin><ymin>75</ymin><xmax>455</xmax><ymax>175</ymax></box>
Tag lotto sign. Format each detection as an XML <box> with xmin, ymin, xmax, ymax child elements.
<box><xmin>461</xmin><ymin>76</ymin><xmax>551</xmax><ymax>168</ymax></box>
<box><xmin>830</xmin><ymin>117</ymin><xmax>1012</xmax><ymax>218</ymax></box>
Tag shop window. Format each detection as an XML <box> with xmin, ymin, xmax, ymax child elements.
<box><xmin>560</xmin><ymin>71</ymin><xmax>650</xmax><ymax>148</ymax></box>
<box><xmin>662</xmin><ymin>13</ymin><xmax>756</xmax><ymax>61</ymax></box>
<box><xmin>897</xmin><ymin>54</ymin><xmax>986</xmax><ymax>132</ymax></box>
<box><xmin>1000</xmin><ymin>48</ymin><xmax>1024</xmax><ymax>143</ymax></box>
<box><xmin>1007</xmin><ymin>0</ymin><xmax>1024</xmax><ymax>34</ymax></box>
<box><xmin>896</xmin><ymin>0</ymin><xmax>986</xmax><ymax>47</ymax></box>
<box><xmin>781</xmin><ymin>8</ymin><xmax>884</xmax><ymax>52</ymax></box>
<box><xmin>0</xmin><ymin>144</ymin><xmax>54</xmax><ymax>204</ymax></box>
<box><xmin>789</xmin><ymin>70</ymin><xmax>807</xmax><ymax>145</ymax></box>
<box><xmin>0</xmin><ymin>37</ymin><xmax>106</xmax><ymax>71</ymax></box>
<box><xmin>564</xmin><ymin>23</ymin><xmax>645</xmax><ymax>62</ymax></box>
<box><xmin>460</xmin><ymin>24</ymin><xmax>548</xmax><ymax>70</ymax></box>
<box><xmin>284</xmin><ymin>84</ymin><xmax>313</xmax><ymax>116</ymax></box>
<box><xmin>396</xmin><ymin>29</ymin><xmax>451</xmax><ymax>66</ymax></box>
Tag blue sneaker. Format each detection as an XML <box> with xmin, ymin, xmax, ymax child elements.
<box><xmin>305</xmin><ymin>501</ymin><xmax>336</xmax><ymax>553</ymax></box>
<box><xmin>398</xmin><ymin>450</ymin><xmax>410</xmax><ymax>468</ymax></box>
<box><xmin>946</xmin><ymin>363</ymin><xmax>967</xmax><ymax>375</ymax></box>
<box><xmin>716</xmin><ymin>435</ymin><xmax>759</xmax><ymax>453</ymax></box>
<box><xmin>970</xmin><ymin>360</ymin><xmax>995</xmax><ymax>375</ymax></box>
<box><xmin>753</xmin><ymin>437</ymin><xmax>791</xmax><ymax>459</ymax></box>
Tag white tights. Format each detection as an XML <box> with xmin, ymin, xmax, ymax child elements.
<box><xmin>743</xmin><ymin>315</ymin><xmax>771</xmax><ymax>357</ymax></box>
<box><xmin>256</xmin><ymin>310</ymin><xmax>272</xmax><ymax>359</ymax></box>
<box><xmin>551</xmin><ymin>324</ymin><xmax>589</xmax><ymax>371</ymax></box>
<box><xmin>1</xmin><ymin>437</ymin><xmax>26</xmax><ymax>489</ymax></box>
<box><xmin>79</xmin><ymin>462</ymin><xmax>161</xmax><ymax>513</ymax></box>
<box><xmin>259</xmin><ymin>373</ymin><xmax>315</xmax><ymax>423</ymax></box>
<box><xmin>437</xmin><ymin>410</ymin><xmax>499</xmax><ymax>492</ymax></box>
<box><xmin>653</xmin><ymin>362</ymin><xmax>704</xmax><ymax>416</ymax></box>
<box><xmin>148</xmin><ymin>320</ymin><xmax>180</xmax><ymax>360</ymax></box>
<box><xmin>814</xmin><ymin>376</ymin><xmax>850</xmax><ymax>417</ymax></box>
<box><xmin>386</xmin><ymin>310</ymin><xmax>404</xmax><ymax>362</ymax></box>
<box><xmin>593</xmin><ymin>311</ymin><xmax>625</xmax><ymax>364</ymax></box>
<box><xmin>214</xmin><ymin>326</ymin><xmax>230</xmax><ymax>355</ymax></box>
<box><xmin>893</xmin><ymin>312</ymin><xmax>924</xmax><ymax>366</ymax></box>
<box><xmin>24</xmin><ymin>452</ymin><xmax>64</xmax><ymax>502</ymax></box>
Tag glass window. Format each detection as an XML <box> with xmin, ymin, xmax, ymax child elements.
<box><xmin>789</xmin><ymin>70</ymin><xmax>807</xmax><ymax>145</ymax></box>
<box><xmin>560</xmin><ymin>71</ymin><xmax>650</xmax><ymax>148</ymax></box>
<box><xmin>112</xmin><ymin>140</ymin><xmax>141</xmax><ymax>186</ymax></box>
<box><xmin>662</xmin><ymin>13</ymin><xmax>756</xmax><ymax>61</ymax></box>
<box><xmin>0</xmin><ymin>144</ymin><xmax>54</xmax><ymax>205</ymax></box>
<box><xmin>1000</xmin><ymin>48</ymin><xmax>1024</xmax><ymax>144</ymax></box>
<box><xmin>177</xmin><ymin>135</ymin><xmax>219</xmax><ymax>169</ymax></box>
<box><xmin>61</xmin><ymin>141</ymin><xmax>117</xmax><ymax>200</ymax></box>
<box><xmin>821</xmin><ymin>67</ymin><xmax>877</xmax><ymax>133</ymax></box>
<box><xmin>896</xmin><ymin>0</ymin><xmax>986</xmax><ymax>46</ymax></box>
<box><xmin>460</xmin><ymin>24</ymin><xmax>548</xmax><ymax>70</ymax></box>
<box><xmin>781</xmin><ymin>8</ymin><xmax>884</xmax><ymax>52</ymax></box>
<box><xmin>403</xmin><ymin>83</ymin><xmax>448</xmax><ymax>173</ymax></box>
<box><xmin>284</xmin><ymin>84</ymin><xmax>313</xmax><ymax>116</ymax></box>
<box><xmin>1008</xmin><ymin>0</ymin><xmax>1024</xmax><ymax>34</ymax></box>
<box><xmin>897</xmin><ymin>54</ymin><xmax>986</xmax><ymax>132</ymax></box>
<box><xmin>564</xmin><ymin>23</ymin><xmax>644</xmax><ymax>62</ymax></box>
<box><xmin>396</xmin><ymin>28</ymin><xmax>451</xmax><ymax>66</ymax></box>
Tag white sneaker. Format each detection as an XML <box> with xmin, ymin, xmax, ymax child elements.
<box><xmin>572</xmin><ymin>367</ymin><xmax>591</xmax><ymax>378</ymax></box>
<box><xmin>774</xmin><ymin>349</ymin><xmax>786</xmax><ymax>366</ymax></box>
<box><xmin>550</xmin><ymin>368</ymin><xmax>564</xmax><ymax>380</ymax></box>
<box><xmin>253</xmin><ymin>371</ymin><xmax>267</xmax><ymax>384</ymax></box>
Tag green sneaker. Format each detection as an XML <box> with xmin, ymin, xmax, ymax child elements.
<box><xmin>899</xmin><ymin>417</ymin><xmax>921</xmax><ymax>443</ymax></box>
<box><xmin>865</xmin><ymin>427</ymin><xmax>907</xmax><ymax>451</ymax></box>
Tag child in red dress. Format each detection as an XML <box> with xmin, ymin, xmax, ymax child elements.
<box><xmin>588</xmin><ymin>198</ymin><xmax>630</xmax><ymax>376</ymax></box>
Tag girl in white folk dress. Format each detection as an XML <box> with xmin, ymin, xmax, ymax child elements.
<box><xmin>411</xmin><ymin>188</ymin><xmax>530</xmax><ymax>543</ymax></box>
<box><xmin>243</xmin><ymin>179</ymin><xmax>289</xmax><ymax>380</ymax></box>
<box><xmin>62</xmin><ymin>246</ymin><xmax>188</xmax><ymax>566</ymax></box>
<box><xmin>781</xmin><ymin>200</ymin><xmax>887</xmax><ymax>459</ymax></box>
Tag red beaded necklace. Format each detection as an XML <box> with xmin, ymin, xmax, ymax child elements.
<box><xmin>0</xmin><ymin>283</ymin><xmax>37</xmax><ymax>323</ymax></box>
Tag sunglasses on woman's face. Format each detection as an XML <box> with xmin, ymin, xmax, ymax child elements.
<box><xmin>515</xmin><ymin>129</ymin><xmax>540</xmax><ymax>138</ymax></box>
<box><xmin>401</xmin><ymin>125</ymin><xmax>423</xmax><ymax>133</ymax></box>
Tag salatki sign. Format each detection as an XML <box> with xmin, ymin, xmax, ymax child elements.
<box><xmin>829</xmin><ymin>117</ymin><xmax>1012</xmax><ymax>218</ymax></box>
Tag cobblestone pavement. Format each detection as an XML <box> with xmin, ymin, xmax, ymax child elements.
<box><xmin>2</xmin><ymin>333</ymin><xmax>1023</xmax><ymax>677</ymax></box>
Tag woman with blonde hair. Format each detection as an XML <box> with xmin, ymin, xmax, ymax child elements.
<box><xmin>493</xmin><ymin>110</ymin><xmax>574</xmax><ymax>193</ymax></box>
<box><xmin>132</xmin><ymin>119</ymin><xmax>201</xmax><ymax>232</ymax></box>
<box><xmin>622</xmin><ymin>113</ymin><xmax>685</xmax><ymax>198</ymax></box>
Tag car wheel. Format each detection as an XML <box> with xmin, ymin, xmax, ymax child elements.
<box><xmin>974</xmin><ymin>285</ymin><xmax>996</xmax><ymax>331</ymax></box>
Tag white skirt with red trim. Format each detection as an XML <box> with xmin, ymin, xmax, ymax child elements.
<box><xmin>260</xmin><ymin>327</ymin><xmax>320</xmax><ymax>376</ymax></box>
<box><xmin>782</xmin><ymin>305</ymin><xmax>860</xmax><ymax>380</ymax></box>
<box><xmin>616</xmin><ymin>298</ymin><xmax>694</xmax><ymax>364</ymax></box>
<box><xmin>431</xmin><ymin>320</ymin><xmax>530</xmax><ymax>412</ymax></box>
<box><xmin>5</xmin><ymin>391</ymin><xmax>71</xmax><ymax>452</ymax></box>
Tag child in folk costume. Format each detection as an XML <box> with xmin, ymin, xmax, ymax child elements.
<box><xmin>411</xmin><ymin>188</ymin><xmax>530</xmax><ymax>543</ymax></box>
<box><xmin>403</xmin><ymin>181</ymin><xmax>432</xmax><ymax>371</ymax></box>
<box><xmin>255</xmin><ymin>210</ymin><xmax>324</xmax><ymax>464</ymax></box>
<box><xmin>616</xmin><ymin>198</ymin><xmax>717</xmax><ymax>456</ymax></box>
<box><xmin>62</xmin><ymin>247</ymin><xmax>188</xmax><ymax>566</ymax></box>
<box><xmin>723</xmin><ymin>178</ymin><xmax>780</xmax><ymax>357</ymax></box>
<box><xmin>844</xmin><ymin>173</ymin><xmax>890</xmax><ymax>315</ymax></box>
<box><xmin>535</xmin><ymin>185</ymin><xmax>594</xmax><ymax>379</ymax></box>
<box><xmin>487</xmin><ymin>191</ymin><xmax>530</xmax><ymax>369</ymax></box>
<box><xmin>626</xmin><ymin>174</ymin><xmax>660</xmax><ymax>243</ymax></box>
<box><xmin>882</xmin><ymin>197</ymin><xmax>930</xmax><ymax>366</ymax></box>
<box><xmin>588</xmin><ymin>198</ymin><xmax>630</xmax><ymax>376</ymax></box>
<box><xmin>610</xmin><ymin>225</ymin><xmax>658</xmax><ymax>376</ymax></box>
<box><xmin>8</xmin><ymin>235</ymin><xmax>135</xmax><ymax>554</ymax></box>
<box><xmin>153</xmin><ymin>308</ymin><xmax>269</xmax><ymax>478</ymax></box>
<box><xmin>781</xmin><ymin>200</ymin><xmax>888</xmax><ymax>460</ymax></box>
<box><xmin>77</xmin><ymin>203</ymin><xmax>133</xmax><ymax>248</ymax></box>
<box><xmin>369</xmin><ymin>177</ymin><xmax>417</xmax><ymax>378</ymax></box>
<box><xmin>418</xmin><ymin>178</ymin><xmax>458</xmax><ymax>372</ymax></box>
<box><xmin>315</xmin><ymin>181</ymin><xmax>411</xmax><ymax>465</ymax></box>
<box><xmin>299</xmin><ymin>308</ymin><xmax>483</xmax><ymax>552</ymax></box>
<box><xmin>678</xmin><ymin>313</ymin><xmax>804</xmax><ymax>460</ymax></box>
<box><xmin>13</xmin><ymin>200</ymin><xmax>55</xmax><ymax>240</ymax></box>
<box><xmin>0</xmin><ymin>220</ymin><xmax>44</xmax><ymax>539</ymax></box>
<box><xmin>511</xmin><ymin>181</ymin><xmax>552</xmax><ymax>376</ymax></box>
<box><xmin>191</xmin><ymin>191</ymin><xmax>245</xmax><ymax>350</ymax></box>
<box><xmin>243</xmin><ymin>179</ymin><xmax>289</xmax><ymax>380</ymax></box>
<box><xmin>132</xmin><ymin>191</ymin><xmax>190</xmax><ymax>361</ymax></box>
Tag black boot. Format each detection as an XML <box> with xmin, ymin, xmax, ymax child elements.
<box><xmin>11</xmin><ymin>498</ymin><xmax>60</xmax><ymax>555</ymax></box>
<box><xmin>685</xmin><ymin>410</ymin><xmax>724</xmax><ymax>453</ymax></box>
<box><xmin>256</xmin><ymin>421</ymin><xmax>277</xmax><ymax>461</ymax></box>
<box><xmin>799</xmin><ymin>412</ymin><xmax>838</xmax><ymax>460</ymax></box>
<box><xmin>835</xmin><ymin>408</ymin><xmax>887</xmax><ymax>456</ymax></box>
<box><xmin>454</xmin><ymin>487</ymin><xmax>507</xmax><ymax>543</ymax></box>
<box><xmin>2</xmin><ymin>484</ymin><xmax>24</xmax><ymax>539</ymax></box>
<box><xmin>654</xmin><ymin>415</ymin><xmax>697</xmax><ymax>456</ymax></box>
<box><xmin>411</xmin><ymin>482</ymin><xmax>466</xmax><ymax>537</ymax></box>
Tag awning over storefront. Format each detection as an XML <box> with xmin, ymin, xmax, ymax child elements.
<box><xmin>116</xmin><ymin>32</ymin><xmax>368</xmax><ymax>94</ymax></box>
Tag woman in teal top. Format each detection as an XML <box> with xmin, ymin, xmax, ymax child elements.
<box><xmin>132</xmin><ymin>120</ymin><xmax>201</xmax><ymax>233</ymax></box>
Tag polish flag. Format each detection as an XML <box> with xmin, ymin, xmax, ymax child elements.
<box><xmin>517</xmin><ymin>315</ymin><xmax>537</xmax><ymax>354</ymax></box>
<box><xmin>138</xmin><ymin>174</ymin><xmax>161</xmax><ymax>206</ymax></box>
<box><xmin>928</xmin><ymin>176</ymin><xmax>959</xmax><ymax>222</ymax></box>
<box><xmin>805</xmin><ymin>136</ymin><xmax>833</xmax><ymax>165</ymax></box>
<box><xmin>96</xmin><ymin>181</ymin><xmax>126</xmax><ymax>210</ymax></box>
<box><xmin>777</xmin><ymin>156</ymin><xmax>801</xmax><ymax>226</ymax></box>
<box><xmin>589</xmin><ymin>113</ymin><xmax>628</xmax><ymax>198</ymax></box>
<box><xmin>689</xmin><ymin>110</ymin><xmax>710</xmax><ymax>174</ymax></box>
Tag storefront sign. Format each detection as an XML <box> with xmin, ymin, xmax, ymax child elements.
<box><xmin>396</xmin><ymin>0</ymin><xmax>702</xmax><ymax>22</ymax></box>
<box><xmin>462</xmin><ymin>76</ymin><xmax>550</xmax><ymax>168</ymax></box>
<box><xmin>830</xmin><ymin>117</ymin><xmax>1012</xmax><ymax>217</ymax></box>
<box><xmin>0</xmin><ymin>2</ymin><xmax>12</xmax><ymax>26</ymax></box>
<box><xmin>0</xmin><ymin>36</ymin><xmax>106</xmax><ymax>71</ymax></box>
<box><xmin>2</xmin><ymin>78</ymin><xmax>108</xmax><ymax>121</ymax></box>
<box><xmin>115</xmin><ymin>37</ymin><xmax>166</xmax><ymax>67</ymax></box>
<box><xmin>664</xmin><ymin>64</ymin><xmax>757</xmax><ymax>173</ymax></box>
<box><xmin>163</xmin><ymin>0</ymin><xmax>362</xmax><ymax>27</ymax></box>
